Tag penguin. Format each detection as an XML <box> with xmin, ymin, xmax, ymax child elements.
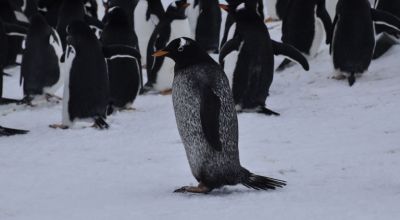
<box><xmin>0</xmin><ymin>125</ymin><xmax>29</xmax><ymax>137</ymax></box>
<box><xmin>144</xmin><ymin>0</ymin><xmax>192</xmax><ymax>94</ymax></box>
<box><xmin>373</xmin><ymin>0</ymin><xmax>400</xmax><ymax>59</ymax></box>
<box><xmin>102</xmin><ymin>7</ymin><xmax>139</xmax><ymax>49</ymax></box>
<box><xmin>186</xmin><ymin>0</ymin><xmax>222</xmax><ymax>53</ymax></box>
<box><xmin>277</xmin><ymin>0</ymin><xmax>332</xmax><ymax>71</ymax></box>
<box><xmin>0</xmin><ymin>19</ymin><xmax>27</xmax><ymax>105</ymax></box>
<box><xmin>219</xmin><ymin>3</ymin><xmax>309</xmax><ymax>116</ymax></box>
<box><xmin>12</xmin><ymin>0</ymin><xmax>38</xmax><ymax>19</ymax></box>
<box><xmin>331</xmin><ymin>0</ymin><xmax>400</xmax><ymax>86</ymax></box>
<box><xmin>50</xmin><ymin>21</ymin><xmax>109</xmax><ymax>129</ymax></box>
<box><xmin>221</xmin><ymin>0</ymin><xmax>264</xmax><ymax>49</ymax></box>
<box><xmin>37</xmin><ymin>0</ymin><xmax>63</xmax><ymax>27</ymax></box>
<box><xmin>103</xmin><ymin>45</ymin><xmax>142</xmax><ymax>113</ymax></box>
<box><xmin>20</xmin><ymin>13</ymin><xmax>63</xmax><ymax>105</ymax></box>
<box><xmin>265</xmin><ymin>0</ymin><xmax>290</xmax><ymax>22</ymax></box>
<box><xmin>133</xmin><ymin>0</ymin><xmax>165</xmax><ymax>65</ymax></box>
<box><xmin>153</xmin><ymin>37</ymin><xmax>286</xmax><ymax>193</ymax></box>
<box><xmin>84</xmin><ymin>0</ymin><xmax>98</xmax><ymax>19</ymax></box>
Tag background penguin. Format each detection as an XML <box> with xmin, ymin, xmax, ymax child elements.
<box><xmin>134</xmin><ymin>0</ymin><xmax>165</xmax><ymax>65</ymax></box>
<box><xmin>20</xmin><ymin>13</ymin><xmax>63</xmax><ymax>105</ymax></box>
<box><xmin>50</xmin><ymin>21</ymin><xmax>109</xmax><ymax>129</ymax></box>
<box><xmin>373</xmin><ymin>0</ymin><xmax>400</xmax><ymax>59</ymax></box>
<box><xmin>84</xmin><ymin>0</ymin><xmax>98</xmax><ymax>19</ymax></box>
<box><xmin>331</xmin><ymin>0</ymin><xmax>400</xmax><ymax>86</ymax></box>
<box><xmin>103</xmin><ymin>45</ymin><xmax>142</xmax><ymax>114</ymax></box>
<box><xmin>102</xmin><ymin>7</ymin><xmax>139</xmax><ymax>49</ymax></box>
<box><xmin>153</xmin><ymin>37</ymin><xmax>286</xmax><ymax>193</ymax></box>
<box><xmin>265</xmin><ymin>0</ymin><xmax>290</xmax><ymax>22</ymax></box>
<box><xmin>277</xmin><ymin>0</ymin><xmax>332</xmax><ymax>71</ymax></box>
<box><xmin>220</xmin><ymin>3</ymin><xmax>309</xmax><ymax>116</ymax></box>
<box><xmin>12</xmin><ymin>0</ymin><xmax>39</xmax><ymax>19</ymax></box>
<box><xmin>187</xmin><ymin>0</ymin><xmax>221</xmax><ymax>53</ymax></box>
<box><xmin>0</xmin><ymin>125</ymin><xmax>29</xmax><ymax>136</ymax></box>
<box><xmin>0</xmin><ymin>19</ymin><xmax>27</xmax><ymax>105</ymax></box>
<box><xmin>221</xmin><ymin>0</ymin><xmax>264</xmax><ymax>48</ymax></box>
<box><xmin>37</xmin><ymin>0</ymin><xmax>63</xmax><ymax>27</ymax></box>
<box><xmin>144</xmin><ymin>0</ymin><xmax>191</xmax><ymax>94</ymax></box>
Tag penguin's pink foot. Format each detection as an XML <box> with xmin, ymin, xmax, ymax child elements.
<box><xmin>160</xmin><ymin>89</ymin><xmax>172</xmax><ymax>95</ymax></box>
<box><xmin>174</xmin><ymin>183</ymin><xmax>211</xmax><ymax>194</ymax></box>
<box><xmin>265</xmin><ymin>17</ymin><xmax>279</xmax><ymax>23</ymax></box>
<box><xmin>49</xmin><ymin>124</ymin><xmax>69</xmax><ymax>129</ymax></box>
<box><xmin>332</xmin><ymin>74</ymin><xmax>346</xmax><ymax>80</ymax></box>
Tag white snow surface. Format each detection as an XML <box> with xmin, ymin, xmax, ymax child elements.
<box><xmin>1</xmin><ymin>1</ymin><xmax>400</xmax><ymax>220</ymax></box>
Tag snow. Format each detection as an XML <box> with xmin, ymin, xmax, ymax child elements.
<box><xmin>1</xmin><ymin>1</ymin><xmax>400</xmax><ymax>220</ymax></box>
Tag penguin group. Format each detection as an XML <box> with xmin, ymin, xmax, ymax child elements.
<box><xmin>1</xmin><ymin>0</ymin><xmax>400</xmax><ymax>194</ymax></box>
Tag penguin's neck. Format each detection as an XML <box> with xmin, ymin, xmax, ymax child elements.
<box><xmin>174</xmin><ymin>54</ymin><xmax>217</xmax><ymax>72</ymax></box>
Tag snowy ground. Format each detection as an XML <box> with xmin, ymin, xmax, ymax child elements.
<box><xmin>1</xmin><ymin>1</ymin><xmax>400</xmax><ymax>220</ymax></box>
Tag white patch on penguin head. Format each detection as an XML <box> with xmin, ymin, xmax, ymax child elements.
<box><xmin>178</xmin><ymin>38</ymin><xmax>187</xmax><ymax>52</ymax></box>
<box><xmin>236</xmin><ymin>3</ymin><xmax>245</xmax><ymax>12</ymax></box>
<box><xmin>108</xmin><ymin>6</ymin><xmax>118</xmax><ymax>13</ymax></box>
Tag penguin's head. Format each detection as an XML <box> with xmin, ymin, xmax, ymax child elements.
<box><xmin>66</xmin><ymin>20</ymin><xmax>98</xmax><ymax>52</ymax></box>
<box><xmin>220</xmin><ymin>3</ymin><xmax>262</xmax><ymax>22</ymax></box>
<box><xmin>166</xmin><ymin>0</ymin><xmax>190</xmax><ymax>19</ymax></box>
<box><xmin>103</xmin><ymin>6</ymin><xmax>129</xmax><ymax>26</ymax></box>
<box><xmin>153</xmin><ymin>37</ymin><xmax>216</xmax><ymax>70</ymax></box>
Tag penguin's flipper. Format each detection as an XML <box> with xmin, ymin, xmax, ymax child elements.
<box><xmin>219</xmin><ymin>36</ymin><xmax>242</xmax><ymax>67</ymax></box>
<box><xmin>272</xmin><ymin>40</ymin><xmax>310</xmax><ymax>71</ymax></box>
<box><xmin>0</xmin><ymin>126</ymin><xmax>29</xmax><ymax>137</ymax></box>
<box><xmin>373</xmin><ymin>33</ymin><xmax>399</xmax><ymax>59</ymax></box>
<box><xmin>146</xmin><ymin>23</ymin><xmax>170</xmax><ymax>84</ymax></box>
<box><xmin>0</xmin><ymin>97</ymin><xmax>21</xmax><ymax>105</ymax></box>
<box><xmin>199</xmin><ymin>83</ymin><xmax>222</xmax><ymax>152</ymax></box>
<box><xmin>330</xmin><ymin>15</ymin><xmax>338</xmax><ymax>55</ymax></box>
<box><xmin>371</xmin><ymin>9</ymin><xmax>400</xmax><ymax>34</ymax></box>
<box><xmin>3</xmin><ymin>22</ymin><xmax>28</xmax><ymax>38</ymax></box>
<box><xmin>316</xmin><ymin>0</ymin><xmax>333</xmax><ymax>44</ymax></box>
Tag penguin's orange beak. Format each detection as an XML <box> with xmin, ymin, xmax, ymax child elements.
<box><xmin>219</xmin><ymin>4</ymin><xmax>229</xmax><ymax>12</ymax></box>
<box><xmin>153</xmin><ymin>50</ymin><xmax>169</xmax><ymax>57</ymax></box>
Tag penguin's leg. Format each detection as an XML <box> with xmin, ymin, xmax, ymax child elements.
<box><xmin>174</xmin><ymin>182</ymin><xmax>211</xmax><ymax>194</ymax></box>
<box><xmin>348</xmin><ymin>72</ymin><xmax>356</xmax><ymax>87</ymax></box>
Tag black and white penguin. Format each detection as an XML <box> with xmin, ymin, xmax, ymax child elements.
<box><xmin>134</xmin><ymin>0</ymin><xmax>164</xmax><ymax>65</ymax></box>
<box><xmin>221</xmin><ymin>0</ymin><xmax>264</xmax><ymax>48</ymax></box>
<box><xmin>265</xmin><ymin>0</ymin><xmax>290</xmax><ymax>21</ymax></box>
<box><xmin>186</xmin><ymin>0</ymin><xmax>221</xmax><ymax>53</ymax></box>
<box><xmin>144</xmin><ymin>0</ymin><xmax>191</xmax><ymax>94</ymax></box>
<box><xmin>0</xmin><ymin>19</ymin><xmax>27</xmax><ymax>104</ymax></box>
<box><xmin>220</xmin><ymin>3</ymin><xmax>309</xmax><ymax>115</ymax></box>
<box><xmin>103</xmin><ymin>45</ymin><xmax>142</xmax><ymax>113</ymax></box>
<box><xmin>331</xmin><ymin>0</ymin><xmax>400</xmax><ymax>86</ymax></box>
<box><xmin>20</xmin><ymin>13</ymin><xmax>63</xmax><ymax>105</ymax></box>
<box><xmin>50</xmin><ymin>21</ymin><xmax>109</xmax><ymax>129</ymax></box>
<box><xmin>84</xmin><ymin>0</ymin><xmax>98</xmax><ymax>19</ymax></box>
<box><xmin>56</xmin><ymin>0</ymin><xmax>85</xmax><ymax>50</ymax></box>
<box><xmin>154</xmin><ymin>37</ymin><xmax>286</xmax><ymax>193</ymax></box>
<box><xmin>37</xmin><ymin>0</ymin><xmax>63</xmax><ymax>27</ymax></box>
<box><xmin>0</xmin><ymin>125</ymin><xmax>29</xmax><ymax>136</ymax></box>
<box><xmin>277</xmin><ymin>0</ymin><xmax>332</xmax><ymax>71</ymax></box>
<box><xmin>373</xmin><ymin>0</ymin><xmax>400</xmax><ymax>59</ymax></box>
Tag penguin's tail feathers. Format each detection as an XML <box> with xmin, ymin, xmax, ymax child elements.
<box><xmin>94</xmin><ymin>116</ymin><xmax>109</xmax><ymax>130</ymax></box>
<box><xmin>241</xmin><ymin>168</ymin><xmax>286</xmax><ymax>190</ymax></box>
<box><xmin>348</xmin><ymin>72</ymin><xmax>356</xmax><ymax>87</ymax></box>
<box><xmin>276</xmin><ymin>58</ymin><xmax>293</xmax><ymax>72</ymax></box>
<box><xmin>0</xmin><ymin>126</ymin><xmax>29</xmax><ymax>136</ymax></box>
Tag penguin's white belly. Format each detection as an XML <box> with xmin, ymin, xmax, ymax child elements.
<box><xmin>186</xmin><ymin>2</ymin><xmax>200</xmax><ymax>38</ymax></box>
<box><xmin>266</xmin><ymin>0</ymin><xmax>278</xmax><ymax>19</ymax></box>
<box><xmin>61</xmin><ymin>46</ymin><xmax>76</xmax><ymax>127</ymax></box>
<box><xmin>309</xmin><ymin>15</ymin><xmax>325</xmax><ymax>58</ymax></box>
<box><xmin>134</xmin><ymin>2</ymin><xmax>156</xmax><ymax>65</ymax></box>
<box><xmin>224</xmin><ymin>51</ymin><xmax>239</xmax><ymax>88</ymax></box>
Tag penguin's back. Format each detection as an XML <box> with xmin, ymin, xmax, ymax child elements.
<box><xmin>172</xmin><ymin>63</ymin><xmax>242</xmax><ymax>188</ymax></box>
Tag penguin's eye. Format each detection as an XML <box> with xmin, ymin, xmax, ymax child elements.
<box><xmin>178</xmin><ymin>46</ymin><xmax>184</xmax><ymax>52</ymax></box>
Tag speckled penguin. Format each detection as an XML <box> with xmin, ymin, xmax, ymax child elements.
<box><xmin>154</xmin><ymin>37</ymin><xmax>286</xmax><ymax>193</ymax></box>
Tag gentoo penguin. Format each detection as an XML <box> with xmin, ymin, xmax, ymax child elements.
<box><xmin>103</xmin><ymin>45</ymin><xmax>142</xmax><ymax>113</ymax></box>
<box><xmin>144</xmin><ymin>0</ymin><xmax>191</xmax><ymax>94</ymax></box>
<box><xmin>373</xmin><ymin>0</ymin><xmax>400</xmax><ymax>59</ymax></box>
<box><xmin>220</xmin><ymin>3</ymin><xmax>309</xmax><ymax>115</ymax></box>
<box><xmin>186</xmin><ymin>0</ymin><xmax>221</xmax><ymax>53</ymax></box>
<box><xmin>331</xmin><ymin>0</ymin><xmax>400</xmax><ymax>86</ymax></box>
<box><xmin>277</xmin><ymin>0</ymin><xmax>332</xmax><ymax>71</ymax></box>
<box><xmin>50</xmin><ymin>21</ymin><xmax>109</xmax><ymax>129</ymax></box>
<box><xmin>0</xmin><ymin>19</ymin><xmax>27</xmax><ymax>105</ymax></box>
<box><xmin>56</xmin><ymin>0</ymin><xmax>85</xmax><ymax>50</ymax></box>
<box><xmin>265</xmin><ymin>0</ymin><xmax>290</xmax><ymax>21</ymax></box>
<box><xmin>20</xmin><ymin>14</ymin><xmax>63</xmax><ymax>105</ymax></box>
<box><xmin>134</xmin><ymin>0</ymin><xmax>165</xmax><ymax>65</ymax></box>
<box><xmin>0</xmin><ymin>125</ymin><xmax>29</xmax><ymax>136</ymax></box>
<box><xmin>221</xmin><ymin>0</ymin><xmax>264</xmax><ymax>49</ymax></box>
<box><xmin>102</xmin><ymin>7</ymin><xmax>139</xmax><ymax>49</ymax></box>
<box><xmin>154</xmin><ymin>37</ymin><xmax>286</xmax><ymax>193</ymax></box>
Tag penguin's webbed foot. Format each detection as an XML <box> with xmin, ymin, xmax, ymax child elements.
<box><xmin>18</xmin><ymin>96</ymin><xmax>35</xmax><ymax>107</ymax></box>
<box><xmin>49</xmin><ymin>124</ymin><xmax>69</xmax><ymax>129</ymax></box>
<box><xmin>174</xmin><ymin>183</ymin><xmax>211</xmax><ymax>194</ymax></box>
<box><xmin>45</xmin><ymin>93</ymin><xmax>62</xmax><ymax>103</ymax></box>
<box><xmin>160</xmin><ymin>89</ymin><xmax>172</xmax><ymax>96</ymax></box>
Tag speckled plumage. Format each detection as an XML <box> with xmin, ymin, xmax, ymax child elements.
<box><xmin>172</xmin><ymin>63</ymin><xmax>243</xmax><ymax>188</ymax></box>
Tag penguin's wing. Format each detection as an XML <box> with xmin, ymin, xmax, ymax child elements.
<box><xmin>146</xmin><ymin>22</ymin><xmax>170</xmax><ymax>80</ymax></box>
<box><xmin>316</xmin><ymin>0</ymin><xmax>333</xmax><ymax>44</ymax></box>
<box><xmin>371</xmin><ymin>9</ymin><xmax>400</xmax><ymax>34</ymax></box>
<box><xmin>3</xmin><ymin>22</ymin><xmax>28</xmax><ymax>38</ymax></box>
<box><xmin>219</xmin><ymin>36</ymin><xmax>242</xmax><ymax>66</ymax></box>
<box><xmin>330</xmin><ymin>14</ymin><xmax>338</xmax><ymax>55</ymax></box>
<box><xmin>272</xmin><ymin>40</ymin><xmax>310</xmax><ymax>71</ymax></box>
<box><xmin>199</xmin><ymin>81</ymin><xmax>222</xmax><ymax>152</ymax></box>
